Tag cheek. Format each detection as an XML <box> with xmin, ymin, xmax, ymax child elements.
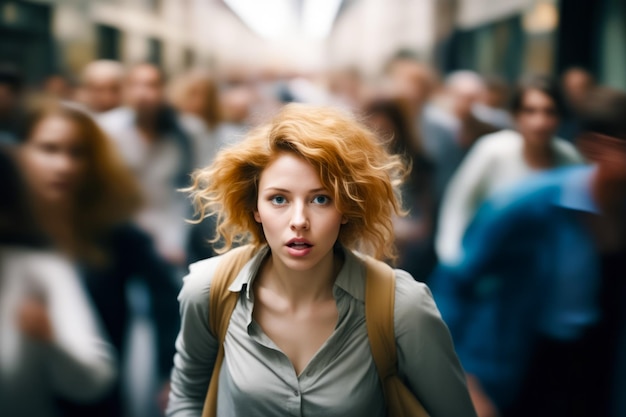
<box><xmin>21</xmin><ymin>150</ymin><xmax>49</xmax><ymax>179</ymax></box>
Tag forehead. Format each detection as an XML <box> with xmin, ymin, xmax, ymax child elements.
<box><xmin>30</xmin><ymin>115</ymin><xmax>81</xmax><ymax>140</ymax></box>
<box><xmin>128</xmin><ymin>66</ymin><xmax>162</xmax><ymax>84</ymax></box>
<box><xmin>258</xmin><ymin>153</ymin><xmax>324</xmax><ymax>190</ymax></box>
<box><xmin>520</xmin><ymin>89</ymin><xmax>555</xmax><ymax>106</ymax></box>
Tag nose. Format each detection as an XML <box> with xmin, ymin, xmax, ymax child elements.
<box><xmin>290</xmin><ymin>201</ymin><xmax>309</xmax><ymax>231</ymax></box>
<box><xmin>55</xmin><ymin>153</ymin><xmax>79</xmax><ymax>177</ymax></box>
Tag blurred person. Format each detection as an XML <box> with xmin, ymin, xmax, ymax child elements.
<box><xmin>42</xmin><ymin>72</ymin><xmax>76</xmax><ymax>101</ymax></box>
<box><xmin>217</xmin><ymin>84</ymin><xmax>254</xmax><ymax>145</ymax></box>
<box><xmin>78</xmin><ymin>60</ymin><xmax>126</xmax><ymax>114</ymax></box>
<box><xmin>169</xmin><ymin>69</ymin><xmax>223</xmax><ymax>168</ymax></box>
<box><xmin>16</xmin><ymin>102</ymin><xmax>180</xmax><ymax>416</ymax></box>
<box><xmin>363</xmin><ymin>97</ymin><xmax>437</xmax><ymax>279</ymax></box>
<box><xmin>0</xmin><ymin>66</ymin><xmax>25</xmax><ymax>144</ymax></box>
<box><xmin>98</xmin><ymin>62</ymin><xmax>195</xmax><ymax>266</ymax></box>
<box><xmin>561</xmin><ymin>67</ymin><xmax>595</xmax><ymax>111</ymax></box>
<box><xmin>559</xmin><ymin>67</ymin><xmax>596</xmax><ymax>141</ymax></box>
<box><xmin>384</xmin><ymin>52</ymin><xmax>462</xmax><ymax>199</ymax></box>
<box><xmin>167</xmin><ymin>103</ymin><xmax>476</xmax><ymax>417</ymax></box>
<box><xmin>169</xmin><ymin>69</ymin><xmax>226</xmax><ymax>264</ymax></box>
<box><xmin>439</xmin><ymin>70</ymin><xmax>498</xmax><ymax>149</ymax></box>
<box><xmin>473</xmin><ymin>74</ymin><xmax>514</xmax><ymax>130</ymax></box>
<box><xmin>327</xmin><ymin>67</ymin><xmax>366</xmax><ymax>110</ymax></box>
<box><xmin>436</xmin><ymin>75</ymin><xmax>583</xmax><ymax>264</ymax></box>
<box><xmin>0</xmin><ymin>146</ymin><xmax>117</xmax><ymax>417</ymax></box>
<box><xmin>430</xmin><ymin>87</ymin><xmax>626</xmax><ymax>417</ymax></box>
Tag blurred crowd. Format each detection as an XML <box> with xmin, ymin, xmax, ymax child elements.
<box><xmin>0</xmin><ymin>48</ymin><xmax>625</xmax><ymax>417</ymax></box>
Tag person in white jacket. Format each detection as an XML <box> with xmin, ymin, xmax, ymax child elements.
<box><xmin>0</xmin><ymin>147</ymin><xmax>117</xmax><ymax>417</ymax></box>
<box><xmin>436</xmin><ymin>76</ymin><xmax>584</xmax><ymax>265</ymax></box>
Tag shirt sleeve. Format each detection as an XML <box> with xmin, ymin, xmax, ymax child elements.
<box><xmin>394</xmin><ymin>271</ymin><xmax>477</xmax><ymax>417</ymax></box>
<box><xmin>37</xmin><ymin>253</ymin><xmax>118</xmax><ymax>402</ymax></box>
<box><xmin>435</xmin><ymin>135</ymin><xmax>496</xmax><ymax>264</ymax></box>
<box><xmin>167</xmin><ymin>258</ymin><xmax>220</xmax><ymax>417</ymax></box>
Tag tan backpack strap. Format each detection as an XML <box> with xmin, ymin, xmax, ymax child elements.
<box><xmin>363</xmin><ymin>256</ymin><xmax>398</xmax><ymax>382</ymax></box>
<box><xmin>202</xmin><ymin>244</ymin><xmax>258</xmax><ymax>417</ymax></box>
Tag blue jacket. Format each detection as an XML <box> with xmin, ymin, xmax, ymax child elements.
<box><xmin>430</xmin><ymin>165</ymin><xmax>601</xmax><ymax>408</ymax></box>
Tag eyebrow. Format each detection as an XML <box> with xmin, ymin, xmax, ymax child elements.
<box><xmin>262</xmin><ymin>187</ymin><xmax>327</xmax><ymax>194</ymax></box>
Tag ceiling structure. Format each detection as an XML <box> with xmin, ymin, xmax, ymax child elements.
<box><xmin>223</xmin><ymin>0</ymin><xmax>345</xmax><ymax>40</ymax></box>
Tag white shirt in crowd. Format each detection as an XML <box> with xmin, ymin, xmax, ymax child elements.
<box><xmin>436</xmin><ymin>129</ymin><xmax>584</xmax><ymax>264</ymax></box>
<box><xmin>0</xmin><ymin>247</ymin><xmax>117</xmax><ymax>417</ymax></box>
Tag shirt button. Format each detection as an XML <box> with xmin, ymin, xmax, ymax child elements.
<box><xmin>293</xmin><ymin>390</ymin><xmax>300</xmax><ymax>396</ymax></box>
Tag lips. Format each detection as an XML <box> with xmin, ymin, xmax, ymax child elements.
<box><xmin>286</xmin><ymin>238</ymin><xmax>313</xmax><ymax>248</ymax></box>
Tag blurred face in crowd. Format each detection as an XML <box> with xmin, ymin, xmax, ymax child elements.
<box><xmin>84</xmin><ymin>76</ymin><xmax>123</xmax><ymax>113</ymax></box>
<box><xmin>386</xmin><ymin>60</ymin><xmax>432</xmax><ymax>111</ymax></box>
<box><xmin>180</xmin><ymin>81</ymin><xmax>211</xmax><ymax>116</ymax></box>
<box><xmin>515</xmin><ymin>89</ymin><xmax>560</xmax><ymax>146</ymax></box>
<box><xmin>125</xmin><ymin>64</ymin><xmax>164</xmax><ymax>118</ymax></box>
<box><xmin>563</xmin><ymin>69</ymin><xmax>594</xmax><ymax>108</ymax></box>
<box><xmin>20</xmin><ymin>115</ymin><xmax>87</xmax><ymax>204</ymax></box>
<box><xmin>449</xmin><ymin>82</ymin><xmax>483</xmax><ymax>121</ymax></box>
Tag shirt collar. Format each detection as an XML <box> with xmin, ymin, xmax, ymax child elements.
<box><xmin>556</xmin><ymin>165</ymin><xmax>601</xmax><ymax>214</ymax></box>
<box><xmin>226</xmin><ymin>245</ymin><xmax>367</xmax><ymax>302</ymax></box>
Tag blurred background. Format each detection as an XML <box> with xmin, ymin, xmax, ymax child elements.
<box><xmin>1</xmin><ymin>1</ymin><xmax>626</xmax><ymax>417</ymax></box>
<box><xmin>0</xmin><ymin>0</ymin><xmax>624</xmax><ymax>88</ymax></box>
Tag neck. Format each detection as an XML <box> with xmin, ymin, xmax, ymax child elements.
<box><xmin>31</xmin><ymin>197</ymin><xmax>75</xmax><ymax>245</ymax></box>
<box><xmin>523</xmin><ymin>138</ymin><xmax>554</xmax><ymax>169</ymax></box>
<box><xmin>259</xmin><ymin>249</ymin><xmax>341</xmax><ymax>309</ymax></box>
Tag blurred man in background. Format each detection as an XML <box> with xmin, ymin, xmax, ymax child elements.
<box><xmin>99</xmin><ymin>62</ymin><xmax>194</xmax><ymax>267</ymax></box>
<box><xmin>78</xmin><ymin>60</ymin><xmax>126</xmax><ymax>114</ymax></box>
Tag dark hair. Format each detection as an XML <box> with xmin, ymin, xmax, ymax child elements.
<box><xmin>510</xmin><ymin>75</ymin><xmax>566</xmax><ymax>117</ymax></box>
<box><xmin>0</xmin><ymin>146</ymin><xmax>44</xmax><ymax>246</ymax></box>
<box><xmin>0</xmin><ymin>66</ymin><xmax>23</xmax><ymax>93</ymax></box>
<box><xmin>578</xmin><ymin>87</ymin><xmax>626</xmax><ymax>140</ymax></box>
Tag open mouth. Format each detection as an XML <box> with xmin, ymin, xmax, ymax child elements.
<box><xmin>287</xmin><ymin>242</ymin><xmax>313</xmax><ymax>249</ymax></box>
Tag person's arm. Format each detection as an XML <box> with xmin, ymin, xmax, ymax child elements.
<box><xmin>166</xmin><ymin>258</ymin><xmax>220</xmax><ymax>417</ymax></box>
<box><xmin>33</xmin><ymin>253</ymin><xmax>117</xmax><ymax>402</ymax></box>
<box><xmin>394</xmin><ymin>272</ymin><xmax>477</xmax><ymax>417</ymax></box>
<box><xmin>435</xmin><ymin>136</ymin><xmax>496</xmax><ymax>264</ymax></box>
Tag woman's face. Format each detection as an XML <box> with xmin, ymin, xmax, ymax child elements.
<box><xmin>20</xmin><ymin>115</ymin><xmax>88</xmax><ymax>204</ymax></box>
<box><xmin>515</xmin><ymin>89</ymin><xmax>560</xmax><ymax>146</ymax></box>
<box><xmin>254</xmin><ymin>153</ymin><xmax>347</xmax><ymax>272</ymax></box>
<box><xmin>182</xmin><ymin>83</ymin><xmax>209</xmax><ymax>116</ymax></box>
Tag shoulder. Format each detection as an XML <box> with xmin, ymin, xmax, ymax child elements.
<box><xmin>3</xmin><ymin>247</ymin><xmax>75</xmax><ymax>275</ymax></box>
<box><xmin>393</xmin><ymin>270</ymin><xmax>441</xmax><ymax>334</ymax></box>
<box><xmin>472</xmin><ymin>129</ymin><xmax>522</xmax><ymax>155</ymax></box>
<box><xmin>552</xmin><ymin>137</ymin><xmax>584</xmax><ymax>164</ymax></box>
<box><xmin>0</xmin><ymin>247</ymin><xmax>80</xmax><ymax>294</ymax></box>
<box><xmin>178</xmin><ymin>255</ymin><xmax>224</xmax><ymax>306</ymax></box>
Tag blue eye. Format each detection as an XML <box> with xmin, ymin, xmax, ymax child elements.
<box><xmin>312</xmin><ymin>195</ymin><xmax>330</xmax><ymax>205</ymax></box>
<box><xmin>270</xmin><ymin>195</ymin><xmax>287</xmax><ymax>205</ymax></box>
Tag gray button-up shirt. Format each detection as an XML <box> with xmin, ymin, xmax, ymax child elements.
<box><xmin>167</xmin><ymin>246</ymin><xmax>476</xmax><ymax>417</ymax></box>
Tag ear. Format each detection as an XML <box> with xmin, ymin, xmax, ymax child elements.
<box><xmin>341</xmin><ymin>216</ymin><xmax>348</xmax><ymax>225</ymax></box>
<box><xmin>254</xmin><ymin>209</ymin><xmax>262</xmax><ymax>223</ymax></box>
